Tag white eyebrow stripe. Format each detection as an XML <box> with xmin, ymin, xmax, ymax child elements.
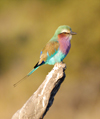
<box><xmin>61</xmin><ymin>29</ymin><xmax>70</xmax><ymax>33</ymax></box>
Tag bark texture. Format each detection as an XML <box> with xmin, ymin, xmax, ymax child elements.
<box><xmin>12</xmin><ymin>62</ymin><xmax>66</xmax><ymax>119</ymax></box>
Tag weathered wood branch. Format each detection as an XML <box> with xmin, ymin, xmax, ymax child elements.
<box><xmin>12</xmin><ymin>62</ymin><xmax>66</xmax><ymax>119</ymax></box>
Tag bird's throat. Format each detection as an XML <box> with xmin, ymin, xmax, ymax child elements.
<box><xmin>58</xmin><ymin>37</ymin><xmax>71</xmax><ymax>55</ymax></box>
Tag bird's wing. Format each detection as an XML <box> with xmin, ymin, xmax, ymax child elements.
<box><xmin>38</xmin><ymin>41</ymin><xmax>59</xmax><ymax>65</ymax></box>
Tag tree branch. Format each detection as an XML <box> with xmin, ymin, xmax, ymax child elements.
<box><xmin>12</xmin><ymin>62</ymin><xmax>66</xmax><ymax>119</ymax></box>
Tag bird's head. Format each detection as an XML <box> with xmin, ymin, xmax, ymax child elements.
<box><xmin>54</xmin><ymin>25</ymin><xmax>76</xmax><ymax>40</ymax></box>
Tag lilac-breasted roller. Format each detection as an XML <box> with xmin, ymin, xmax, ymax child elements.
<box><xmin>14</xmin><ymin>25</ymin><xmax>76</xmax><ymax>87</ymax></box>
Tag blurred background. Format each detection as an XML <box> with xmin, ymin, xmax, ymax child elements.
<box><xmin>0</xmin><ymin>0</ymin><xmax>100</xmax><ymax>119</ymax></box>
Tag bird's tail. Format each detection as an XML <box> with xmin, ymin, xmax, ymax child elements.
<box><xmin>27</xmin><ymin>66</ymin><xmax>39</xmax><ymax>76</ymax></box>
<box><xmin>13</xmin><ymin>66</ymin><xmax>39</xmax><ymax>87</ymax></box>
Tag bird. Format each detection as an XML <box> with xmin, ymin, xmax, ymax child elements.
<box><xmin>13</xmin><ymin>25</ymin><xmax>76</xmax><ymax>87</ymax></box>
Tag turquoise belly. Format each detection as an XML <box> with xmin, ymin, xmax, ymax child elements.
<box><xmin>45</xmin><ymin>50</ymin><xmax>66</xmax><ymax>65</ymax></box>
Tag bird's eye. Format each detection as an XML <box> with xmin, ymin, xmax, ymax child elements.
<box><xmin>66</xmin><ymin>32</ymin><xmax>70</xmax><ymax>34</ymax></box>
<box><xmin>62</xmin><ymin>32</ymin><xmax>70</xmax><ymax>34</ymax></box>
<box><xmin>63</xmin><ymin>32</ymin><xmax>67</xmax><ymax>34</ymax></box>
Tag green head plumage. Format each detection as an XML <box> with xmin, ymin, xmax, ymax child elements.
<box><xmin>55</xmin><ymin>25</ymin><xmax>72</xmax><ymax>35</ymax></box>
<box><xmin>50</xmin><ymin>25</ymin><xmax>76</xmax><ymax>41</ymax></box>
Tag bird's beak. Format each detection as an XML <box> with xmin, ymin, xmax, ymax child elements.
<box><xmin>70</xmin><ymin>31</ymin><xmax>77</xmax><ymax>35</ymax></box>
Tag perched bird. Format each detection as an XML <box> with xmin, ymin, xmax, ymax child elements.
<box><xmin>14</xmin><ymin>25</ymin><xmax>76</xmax><ymax>87</ymax></box>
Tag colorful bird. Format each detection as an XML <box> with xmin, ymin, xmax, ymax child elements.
<box><xmin>14</xmin><ymin>25</ymin><xmax>76</xmax><ymax>87</ymax></box>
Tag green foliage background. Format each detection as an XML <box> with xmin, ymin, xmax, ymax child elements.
<box><xmin>0</xmin><ymin>0</ymin><xmax>100</xmax><ymax>119</ymax></box>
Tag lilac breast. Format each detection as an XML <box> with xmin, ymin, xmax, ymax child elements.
<box><xmin>58</xmin><ymin>37</ymin><xmax>71</xmax><ymax>55</ymax></box>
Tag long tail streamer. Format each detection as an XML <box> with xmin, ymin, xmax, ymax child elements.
<box><xmin>13</xmin><ymin>66</ymin><xmax>39</xmax><ymax>87</ymax></box>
